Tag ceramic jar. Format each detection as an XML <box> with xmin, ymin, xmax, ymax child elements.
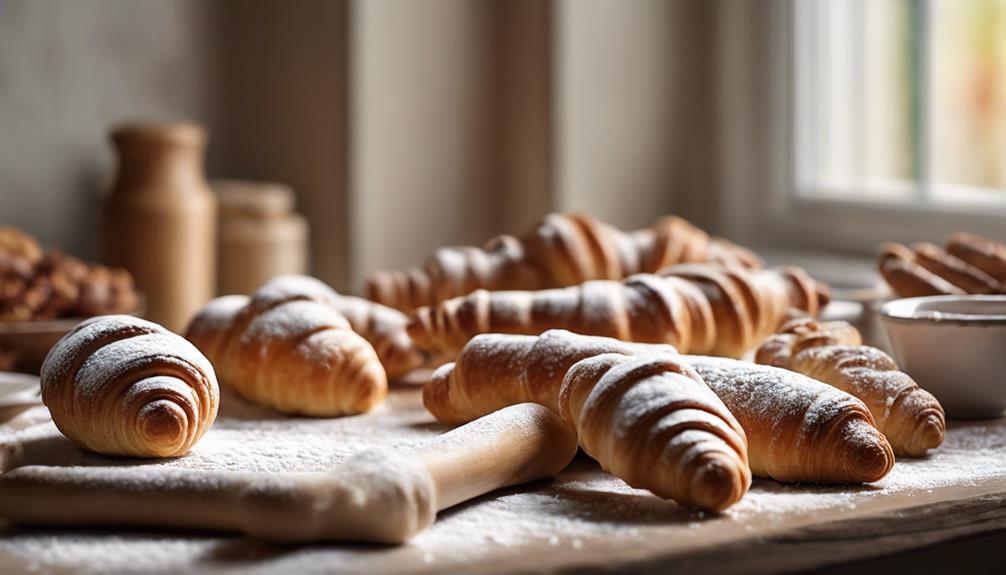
<box><xmin>102</xmin><ymin>123</ymin><xmax>216</xmax><ymax>332</ymax></box>
<box><xmin>214</xmin><ymin>180</ymin><xmax>309</xmax><ymax>295</ymax></box>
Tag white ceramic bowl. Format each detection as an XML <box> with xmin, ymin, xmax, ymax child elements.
<box><xmin>880</xmin><ymin>295</ymin><xmax>1006</xmax><ymax>419</ymax></box>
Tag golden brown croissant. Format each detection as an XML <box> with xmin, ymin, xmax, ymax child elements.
<box><xmin>367</xmin><ymin>213</ymin><xmax>762</xmax><ymax>312</ymax></box>
<box><xmin>680</xmin><ymin>355</ymin><xmax>893</xmax><ymax>483</ymax></box>
<box><xmin>879</xmin><ymin>236</ymin><xmax>1006</xmax><ymax>298</ymax></box>
<box><xmin>559</xmin><ymin>353</ymin><xmax>750</xmax><ymax>511</ymax></box>
<box><xmin>424</xmin><ymin>332</ymin><xmax>674</xmax><ymax>424</ymax></box>
<box><xmin>426</xmin><ymin>330</ymin><xmax>893</xmax><ymax>484</ymax></box>
<box><xmin>427</xmin><ymin>331</ymin><xmax>748</xmax><ymax>510</ymax></box>
<box><xmin>186</xmin><ymin>287</ymin><xmax>386</xmax><ymax>416</ymax></box>
<box><xmin>946</xmin><ymin>232</ymin><xmax>1006</xmax><ymax>285</ymax></box>
<box><xmin>755</xmin><ymin>317</ymin><xmax>945</xmax><ymax>457</ymax></box>
<box><xmin>878</xmin><ymin>243</ymin><xmax>964</xmax><ymax>297</ymax></box>
<box><xmin>247</xmin><ymin>275</ymin><xmax>423</xmax><ymax>379</ymax></box>
<box><xmin>409</xmin><ymin>264</ymin><xmax>826</xmax><ymax>360</ymax></box>
<box><xmin>41</xmin><ymin>315</ymin><xmax>219</xmax><ymax>457</ymax></box>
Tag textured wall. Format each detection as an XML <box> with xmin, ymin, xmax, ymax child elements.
<box><xmin>350</xmin><ymin>0</ymin><xmax>503</xmax><ymax>285</ymax></box>
<box><xmin>209</xmin><ymin>0</ymin><xmax>349</xmax><ymax>289</ymax></box>
<box><xmin>554</xmin><ymin>0</ymin><xmax>680</xmax><ymax>230</ymax></box>
<box><xmin>0</xmin><ymin>0</ymin><xmax>719</xmax><ymax>291</ymax></box>
<box><xmin>0</xmin><ymin>0</ymin><xmax>218</xmax><ymax>258</ymax></box>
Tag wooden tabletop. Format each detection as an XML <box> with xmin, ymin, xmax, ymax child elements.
<box><xmin>1</xmin><ymin>385</ymin><xmax>1005</xmax><ymax>575</ymax></box>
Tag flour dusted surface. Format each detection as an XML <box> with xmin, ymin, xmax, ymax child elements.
<box><xmin>2</xmin><ymin>386</ymin><xmax>1006</xmax><ymax>575</ymax></box>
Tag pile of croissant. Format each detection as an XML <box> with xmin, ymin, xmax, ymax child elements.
<box><xmin>39</xmin><ymin>212</ymin><xmax>947</xmax><ymax>514</ymax></box>
<box><xmin>879</xmin><ymin>233</ymin><xmax>1006</xmax><ymax>297</ymax></box>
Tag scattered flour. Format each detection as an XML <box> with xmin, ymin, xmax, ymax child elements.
<box><xmin>1</xmin><ymin>386</ymin><xmax>1005</xmax><ymax>575</ymax></box>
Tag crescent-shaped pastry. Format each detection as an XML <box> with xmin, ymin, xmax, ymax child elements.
<box><xmin>41</xmin><ymin>315</ymin><xmax>219</xmax><ymax>457</ymax></box>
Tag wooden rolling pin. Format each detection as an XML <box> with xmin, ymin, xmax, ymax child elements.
<box><xmin>0</xmin><ymin>403</ymin><xmax>577</xmax><ymax>544</ymax></box>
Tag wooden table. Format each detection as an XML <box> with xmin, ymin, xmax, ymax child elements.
<box><xmin>2</xmin><ymin>385</ymin><xmax>1005</xmax><ymax>574</ymax></box>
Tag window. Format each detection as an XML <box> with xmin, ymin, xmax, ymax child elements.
<box><xmin>794</xmin><ymin>0</ymin><xmax>1006</xmax><ymax>207</ymax></box>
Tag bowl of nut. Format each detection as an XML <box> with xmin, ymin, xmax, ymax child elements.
<box><xmin>0</xmin><ymin>227</ymin><xmax>142</xmax><ymax>373</ymax></box>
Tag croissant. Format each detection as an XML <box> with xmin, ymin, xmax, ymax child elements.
<box><xmin>186</xmin><ymin>287</ymin><xmax>386</xmax><ymax>416</ymax></box>
<box><xmin>878</xmin><ymin>243</ymin><xmax>965</xmax><ymax>298</ymax></box>
<box><xmin>424</xmin><ymin>331</ymin><xmax>671</xmax><ymax>425</ymax></box>
<box><xmin>409</xmin><ymin>264</ymin><xmax>826</xmax><ymax>360</ymax></box>
<box><xmin>755</xmin><ymin>317</ymin><xmax>945</xmax><ymax>457</ymax></box>
<box><xmin>40</xmin><ymin>315</ymin><xmax>219</xmax><ymax>458</ymax></box>
<box><xmin>426</xmin><ymin>331</ymin><xmax>748</xmax><ymax>510</ymax></box>
<box><xmin>367</xmin><ymin>213</ymin><xmax>762</xmax><ymax>312</ymax></box>
<box><xmin>679</xmin><ymin>356</ymin><xmax>893</xmax><ymax>483</ymax></box>
<box><xmin>247</xmin><ymin>275</ymin><xmax>423</xmax><ymax>379</ymax></box>
<box><xmin>558</xmin><ymin>353</ymin><xmax>750</xmax><ymax>511</ymax></box>
<box><xmin>426</xmin><ymin>329</ymin><xmax>893</xmax><ymax>484</ymax></box>
<box><xmin>946</xmin><ymin>232</ymin><xmax>1006</xmax><ymax>284</ymax></box>
<box><xmin>879</xmin><ymin>236</ymin><xmax>1006</xmax><ymax>298</ymax></box>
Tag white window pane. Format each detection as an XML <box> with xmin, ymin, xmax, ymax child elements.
<box><xmin>863</xmin><ymin>0</ymin><xmax>917</xmax><ymax>182</ymax></box>
<box><xmin>797</xmin><ymin>0</ymin><xmax>917</xmax><ymax>197</ymax></box>
<box><xmin>930</xmin><ymin>0</ymin><xmax>1006</xmax><ymax>195</ymax></box>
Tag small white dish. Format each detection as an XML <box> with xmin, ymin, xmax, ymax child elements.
<box><xmin>880</xmin><ymin>295</ymin><xmax>1006</xmax><ymax>419</ymax></box>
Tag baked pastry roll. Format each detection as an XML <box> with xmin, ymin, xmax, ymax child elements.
<box><xmin>756</xmin><ymin>317</ymin><xmax>945</xmax><ymax>457</ymax></box>
<box><xmin>408</xmin><ymin>264</ymin><xmax>826</xmax><ymax>360</ymax></box>
<box><xmin>879</xmin><ymin>236</ymin><xmax>1006</xmax><ymax>297</ymax></box>
<box><xmin>248</xmin><ymin>275</ymin><xmax>423</xmax><ymax>379</ymax></box>
<box><xmin>367</xmin><ymin>213</ymin><xmax>761</xmax><ymax>312</ymax></box>
<box><xmin>426</xmin><ymin>330</ymin><xmax>893</xmax><ymax>484</ymax></box>
<box><xmin>41</xmin><ymin>315</ymin><xmax>218</xmax><ymax>457</ymax></box>
<box><xmin>559</xmin><ymin>353</ymin><xmax>750</xmax><ymax>511</ymax></box>
<box><xmin>186</xmin><ymin>285</ymin><xmax>386</xmax><ymax>416</ymax></box>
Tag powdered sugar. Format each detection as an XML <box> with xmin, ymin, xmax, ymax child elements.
<box><xmin>41</xmin><ymin>315</ymin><xmax>163</xmax><ymax>390</ymax></box>
<box><xmin>682</xmin><ymin>356</ymin><xmax>859</xmax><ymax>427</ymax></box>
<box><xmin>73</xmin><ymin>332</ymin><xmax>212</xmax><ymax>401</ymax></box>
<box><xmin>250</xmin><ymin>274</ymin><xmax>339</xmax><ymax>310</ymax></box>
<box><xmin>186</xmin><ymin>295</ymin><xmax>248</xmax><ymax>335</ymax></box>
<box><xmin>1</xmin><ymin>384</ymin><xmax>1006</xmax><ymax>570</ymax></box>
<box><xmin>3</xmin><ymin>386</ymin><xmax>1001</xmax><ymax>575</ymax></box>
<box><xmin>1</xmin><ymin>387</ymin><xmax>1005</xmax><ymax>574</ymax></box>
<box><xmin>242</xmin><ymin>300</ymin><xmax>351</xmax><ymax>343</ymax></box>
<box><xmin>226</xmin><ymin>275</ymin><xmax>421</xmax><ymax>379</ymax></box>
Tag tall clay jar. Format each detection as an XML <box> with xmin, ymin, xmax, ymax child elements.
<box><xmin>103</xmin><ymin>122</ymin><xmax>216</xmax><ymax>333</ymax></box>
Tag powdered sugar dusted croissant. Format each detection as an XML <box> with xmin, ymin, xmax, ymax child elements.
<box><xmin>367</xmin><ymin>213</ymin><xmax>762</xmax><ymax>312</ymax></box>
<box><xmin>756</xmin><ymin>317</ymin><xmax>945</xmax><ymax>457</ymax></box>
<box><xmin>427</xmin><ymin>331</ymin><xmax>748</xmax><ymax>510</ymax></box>
<box><xmin>426</xmin><ymin>330</ymin><xmax>893</xmax><ymax>484</ymax></box>
<box><xmin>424</xmin><ymin>331</ymin><xmax>671</xmax><ymax>425</ymax></box>
<box><xmin>559</xmin><ymin>353</ymin><xmax>750</xmax><ymax>511</ymax></box>
<box><xmin>409</xmin><ymin>264</ymin><xmax>826</xmax><ymax>360</ymax></box>
<box><xmin>679</xmin><ymin>355</ymin><xmax>893</xmax><ymax>483</ymax></box>
<box><xmin>246</xmin><ymin>275</ymin><xmax>423</xmax><ymax>379</ymax></box>
<box><xmin>186</xmin><ymin>287</ymin><xmax>386</xmax><ymax>416</ymax></box>
<box><xmin>41</xmin><ymin>315</ymin><xmax>219</xmax><ymax>457</ymax></box>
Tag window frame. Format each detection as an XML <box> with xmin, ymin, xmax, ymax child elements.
<box><xmin>750</xmin><ymin>0</ymin><xmax>1006</xmax><ymax>255</ymax></box>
